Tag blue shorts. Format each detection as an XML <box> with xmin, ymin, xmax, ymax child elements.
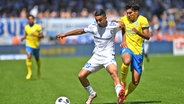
<box><xmin>120</xmin><ymin>48</ymin><xmax>143</xmax><ymax>74</ymax></box>
<box><xmin>26</xmin><ymin>46</ymin><xmax>40</xmax><ymax>58</ymax></box>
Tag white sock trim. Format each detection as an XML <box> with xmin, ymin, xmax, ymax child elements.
<box><xmin>85</xmin><ymin>85</ymin><xmax>95</xmax><ymax>95</ymax></box>
<box><xmin>115</xmin><ymin>84</ymin><xmax>122</xmax><ymax>97</ymax></box>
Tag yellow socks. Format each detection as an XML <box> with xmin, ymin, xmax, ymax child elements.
<box><xmin>37</xmin><ymin>60</ymin><xmax>41</xmax><ymax>79</ymax></box>
<box><xmin>121</xmin><ymin>64</ymin><xmax>129</xmax><ymax>84</ymax></box>
<box><xmin>121</xmin><ymin>64</ymin><xmax>138</xmax><ymax>98</ymax></box>
<box><xmin>26</xmin><ymin>59</ymin><xmax>32</xmax><ymax>79</ymax></box>
<box><xmin>25</xmin><ymin>59</ymin><xmax>41</xmax><ymax>79</ymax></box>
<box><xmin>125</xmin><ymin>82</ymin><xmax>137</xmax><ymax>97</ymax></box>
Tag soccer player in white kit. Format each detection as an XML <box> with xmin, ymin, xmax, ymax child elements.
<box><xmin>56</xmin><ymin>9</ymin><xmax>125</xmax><ymax>104</ymax></box>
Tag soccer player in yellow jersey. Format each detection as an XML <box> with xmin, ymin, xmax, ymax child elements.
<box><xmin>118</xmin><ymin>1</ymin><xmax>151</xmax><ymax>102</ymax></box>
<box><xmin>21</xmin><ymin>15</ymin><xmax>44</xmax><ymax>80</ymax></box>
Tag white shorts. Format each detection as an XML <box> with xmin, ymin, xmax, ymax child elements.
<box><xmin>82</xmin><ymin>53</ymin><xmax>117</xmax><ymax>72</ymax></box>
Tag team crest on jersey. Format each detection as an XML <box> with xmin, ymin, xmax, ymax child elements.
<box><xmin>135</xmin><ymin>22</ymin><xmax>139</xmax><ymax>27</ymax></box>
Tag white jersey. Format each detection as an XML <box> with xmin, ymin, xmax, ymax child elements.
<box><xmin>84</xmin><ymin>21</ymin><xmax>121</xmax><ymax>56</ymax></box>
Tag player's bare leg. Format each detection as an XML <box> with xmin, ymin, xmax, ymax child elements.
<box><xmin>78</xmin><ymin>69</ymin><xmax>97</xmax><ymax>104</ymax></box>
<box><xmin>106</xmin><ymin>64</ymin><xmax>125</xmax><ymax>104</ymax></box>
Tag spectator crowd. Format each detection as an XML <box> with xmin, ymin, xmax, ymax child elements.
<box><xmin>0</xmin><ymin>0</ymin><xmax>184</xmax><ymax>39</ymax></box>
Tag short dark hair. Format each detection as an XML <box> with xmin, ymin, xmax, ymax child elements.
<box><xmin>27</xmin><ymin>14</ymin><xmax>35</xmax><ymax>19</ymax></box>
<box><xmin>125</xmin><ymin>1</ymin><xmax>140</xmax><ymax>11</ymax></box>
<box><xmin>95</xmin><ymin>9</ymin><xmax>106</xmax><ymax>17</ymax></box>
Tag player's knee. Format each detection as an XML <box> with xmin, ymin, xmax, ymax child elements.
<box><xmin>27</xmin><ymin>54</ymin><xmax>32</xmax><ymax>58</ymax></box>
<box><xmin>78</xmin><ymin>73</ymin><xmax>86</xmax><ymax>80</ymax></box>
<box><xmin>121</xmin><ymin>54</ymin><xmax>131</xmax><ymax>65</ymax></box>
<box><xmin>122</xmin><ymin>57</ymin><xmax>131</xmax><ymax>65</ymax></box>
<box><xmin>78</xmin><ymin>69</ymin><xmax>91</xmax><ymax>81</ymax></box>
<box><xmin>123</xmin><ymin>59</ymin><xmax>130</xmax><ymax>65</ymax></box>
<box><xmin>78</xmin><ymin>73</ymin><xmax>82</xmax><ymax>79</ymax></box>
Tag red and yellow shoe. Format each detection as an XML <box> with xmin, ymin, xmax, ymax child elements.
<box><xmin>117</xmin><ymin>88</ymin><xmax>125</xmax><ymax>104</ymax></box>
<box><xmin>122</xmin><ymin>83</ymin><xmax>126</xmax><ymax>89</ymax></box>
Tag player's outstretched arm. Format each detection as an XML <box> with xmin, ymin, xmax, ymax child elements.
<box><xmin>56</xmin><ymin>29</ymin><xmax>85</xmax><ymax>39</ymax></box>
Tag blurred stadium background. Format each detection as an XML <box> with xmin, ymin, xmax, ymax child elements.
<box><xmin>0</xmin><ymin>0</ymin><xmax>184</xmax><ymax>59</ymax></box>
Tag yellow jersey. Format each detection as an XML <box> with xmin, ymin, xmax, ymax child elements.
<box><xmin>24</xmin><ymin>24</ymin><xmax>42</xmax><ymax>48</ymax></box>
<box><xmin>120</xmin><ymin>15</ymin><xmax>149</xmax><ymax>54</ymax></box>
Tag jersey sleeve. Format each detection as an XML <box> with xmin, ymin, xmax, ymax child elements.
<box><xmin>112</xmin><ymin>22</ymin><xmax>121</xmax><ymax>33</ymax></box>
<box><xmin>83</xmin><ymin>22</ymin><xmax>95</xmax><ymax>33</ymax></box>
<box><xmin>24</xmin><ymin>26</ymin><xmax>27</xmax><ymax>35</ymax></box>
<box><xmin>120</xmin><ymin>16</ymin><xmax>125</xmax><ymax>23</ymax></box>
<box><xmin>141</xmin><ymin>17</ymin><xmax>149</xmax><ymax>29</ymax></box>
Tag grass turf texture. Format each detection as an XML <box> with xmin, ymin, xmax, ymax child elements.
<box><xmin>0</xmin><ymin>54</ymin><xmax>183</xmax><ymax>104</ymax></box>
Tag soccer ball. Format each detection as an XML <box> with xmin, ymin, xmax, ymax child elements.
<box><xmin>55</xmin><ymin>96</ymin><xmax>70</xmax><ymax>104</ymax></box>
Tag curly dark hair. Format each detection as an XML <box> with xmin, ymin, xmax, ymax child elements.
<box><xmin>125</xmin><ymin>0</ymin><xmax>140</xmax><ymax>11</ymax></box>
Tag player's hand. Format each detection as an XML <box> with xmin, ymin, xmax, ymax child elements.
<box><xmin>111</xmin><ymin>20</ymin><xmax>117</xmax><ymax>22</ymax></box>
<box><xmin>20</xmin><ymin>37</ymin><xmax>25</xmax><ymax>41</ymax></box>
<box><xmin>56</xmin><ymin>34</ymin><xmax>65</xmax><ymax>39</ymax></box>
<box><xmin>31</xmin><ymin>33</ymin><xmax>37</xmax><ymax>37</ymax></box>
<box><xmin>132</xmin><ymin>28</ymin><xmax>139</xmax><ymax>34</ymax></box>
<box><xmin>112</xmin><ymin>20</ymin><xmax>125</xmax><ymax>29</ymax></box>
<box><xmin>20</xmin><ymin>38</ymin><xmax>24</xmax><ymax>41</ymax></box>
<box><xmin>120</xmin><ymin>41</ymin><xmax>128</xmax><ymax>48</ymax></box>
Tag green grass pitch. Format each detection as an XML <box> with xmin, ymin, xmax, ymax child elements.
<box><xmin>0</xmin><ymin>54</ymin><xmax>184</xmax><ymax>104</ymax></box>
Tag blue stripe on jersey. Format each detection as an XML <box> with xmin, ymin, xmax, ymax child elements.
<box><xmin>94</xmin><ymin>36</ymin><xmax>112</xmax><ymax>40</ymax></box>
